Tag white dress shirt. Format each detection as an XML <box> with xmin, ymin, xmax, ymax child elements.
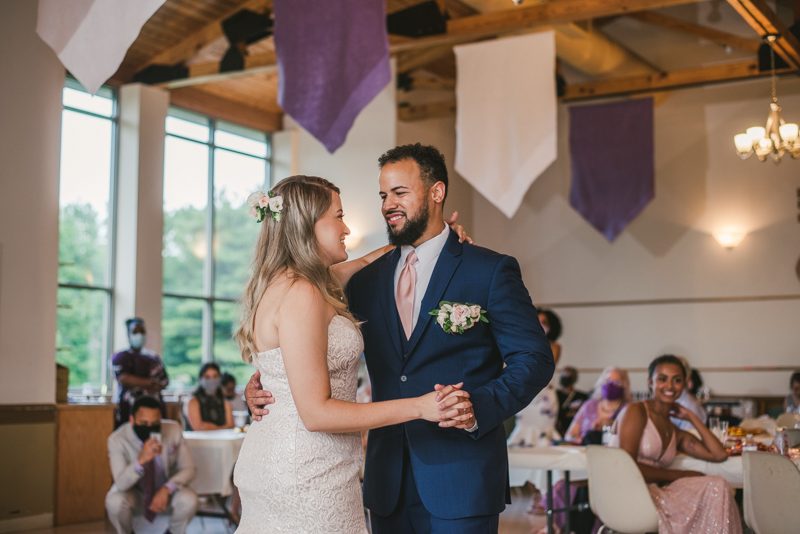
<box><xmin>393</xmin><ymin>223</ymin><xmax>451</xmax><ymax>331</ymax></box>
<box><xmin>392</xmin><ymin>223</ymin><xmax>477</xmax><ymax>432</ymax></box>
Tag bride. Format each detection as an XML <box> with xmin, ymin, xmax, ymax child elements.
<box><xmin>233</xmin><ymin>176</ymin><xmax>470</xmax><ymax>533</ymax></box>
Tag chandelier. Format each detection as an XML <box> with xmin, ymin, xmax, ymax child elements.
<box><xmin>733</xmin><ymin>36</ymin><xmax>800</xmax><ymax>164</ymax></box>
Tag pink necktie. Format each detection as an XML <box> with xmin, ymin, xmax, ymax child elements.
<box><xmin>397</xmin><ymin>250</ymin><xmax>418</xmax><ymax>339</ymax></box>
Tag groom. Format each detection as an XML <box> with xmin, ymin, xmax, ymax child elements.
<box><xmin>247</xmin><ymin>144</ymin><xmax>554</xmax><ymax>532</ymax></box>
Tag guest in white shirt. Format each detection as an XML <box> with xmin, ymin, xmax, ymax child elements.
<box><xmin>671</xmin><ymin>356</ymin><xmax>707</xmax><ymax>431</ymax></box>
<box><xmin>106</xmin><ymin>396</ymin><xmax>197</xmax><ymax>534</ymax></box>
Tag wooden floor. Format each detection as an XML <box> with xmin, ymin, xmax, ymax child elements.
<box><xmin>23</xmin><ymin>488</ymin><xmax>544</xmax><ymax>534</ymax></box>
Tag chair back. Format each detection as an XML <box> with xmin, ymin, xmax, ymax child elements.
<box><xmin>585</xmin><ymin>445</ymin><xmax>660</xmax><ymax>534</ymax></box>
<box><xmin>775</xmin><ymin>412</ymin><xmax>800</xmax><ymax>429</ymax></box>
<box><xmin>743</xmin><ymin>451</ymin><xmax>800</xmax><ymax>534</ymax></box>
<box><xmin>740</xmin><ymin>417</ymin><xmax>776</xmax><ymax>435</ymax></box>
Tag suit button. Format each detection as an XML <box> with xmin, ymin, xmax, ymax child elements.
<box><xmin>400</xmin><ymin>375</ymin><xmax>407</xmax><ymax>382</ymax></box>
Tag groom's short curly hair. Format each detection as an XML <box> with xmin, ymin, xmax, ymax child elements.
<box><xmin>378</xmin><ymin>143</ymin><xmax>448</xmax><ymax>202</ymax></box>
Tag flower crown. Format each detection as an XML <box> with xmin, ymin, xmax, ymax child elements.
<box><xmin>246</xmin><ymin>190</ymin><xmax>284</xmax><ymax>223</ymax></box>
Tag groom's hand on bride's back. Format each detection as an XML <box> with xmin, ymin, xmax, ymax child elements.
<box><xmin>245</xmin><ymin>369</ymin><xmax>275</xmax><ymax>421</ymax></box>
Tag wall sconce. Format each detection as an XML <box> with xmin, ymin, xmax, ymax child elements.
<box><xmin>713</xmin><ymin>231</ymin><xmax>746</xmax><ymax>249</ymax></box>
<box><xmin>344</xmin><ymin>234</ymin><xmax>362</xmax><ymax>250</ymax></box>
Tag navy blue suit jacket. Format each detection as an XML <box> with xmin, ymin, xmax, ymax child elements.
<box><xmin>347</xmin><ymin>229</ymin><xmax>554</xmax><ymax>519</ymax></box>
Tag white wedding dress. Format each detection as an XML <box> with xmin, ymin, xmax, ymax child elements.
<box><xmin>234</xmin><ymin>315</ymin><xmax>368</xmax><ymax>533</ymax></box>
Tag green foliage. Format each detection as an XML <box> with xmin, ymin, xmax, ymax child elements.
<box><xmin>56</xmin><ymin>203</ymin><xmax>110</xmax><ymax>387</ymax></box>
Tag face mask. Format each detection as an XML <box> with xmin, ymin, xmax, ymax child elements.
<box><xmin>601</xmin><ymin>381</ymin><xmax>625</xmax><ymax>401</ymax></box>
<box><xmin>559</xmin><ymin>374</ymin><xmax>575</xmax><ymax>388</ymax></box>
<box><xmin>133</xmin><ymin>423</ymin><xmax>160</xmax><ymax>442</ymax></box>
<box><xmin>130</xmin><ymin>333</ymin><xmax>146</xmax><ymax>350</ymax></box>
<box><xmin>201</xmin><ymin>377</ymin><xmax>221</xmax><ymax>395</ymax></box>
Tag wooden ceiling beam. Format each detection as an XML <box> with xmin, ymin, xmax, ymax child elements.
<box><xmin>396</xmin><ymin>44</ymin><xmax>455</xmax><ymax>73</ymax></box>
<box><xmin>170</xmin><ymin>86</ymin><xmax>282</xmax><ymax>132</ymax></box>
<box><xmin>404</xmin><ymin>75</ymin><xmax>456</xmax><ymax>91</ymax></box>
<box><xmin>398</xmin><ymin>100</ymin><xmax>457</xmax><ymax>121</ymax></box>
<box><xmin>562</xmin><ymin>59</ymin><xmax>795</xmax><ymax>100</ymax></box>
<box><xmin>158</xmin><ymin>51</ymin><xmax>277</xmax><ymax>89</ymax></box>
<box><xmin>628</xmin><ymin>11</ymin><xmax>761</xmax><ymax>53</ymax></box>
<box><xmin>726</xmin><ymin>0</ymin><xmax>800</xmax><ymax>68</ymax></box>
<box><xmin>146</xmin><ymin>0</ymin><xmax>706</xmax><ymax>88</ymax></box>
<box><xmin>446</xmin><ymin>0</ymin><xmax>706</xmax><ymax>37</ymax></box>
<box><xmin>129</xmin><ymin>0</ymin><xmax>272</xmax><ymax>76</ymax></box>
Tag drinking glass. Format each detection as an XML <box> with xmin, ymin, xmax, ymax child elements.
<box><xmin>718</xmin><ymin>421</ymin><xmax>729</xmax><ymax>443</ymax></box>
<box><xmin>708</xmin><ymin>416</ymin><xmax>720</xmax><ymax>433</ymax></box>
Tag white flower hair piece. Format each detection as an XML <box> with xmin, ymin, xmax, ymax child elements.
<box><xmin>246</xmin><ymin>189</ymin><xmax>284</xmax><ymax>223</ymax></box>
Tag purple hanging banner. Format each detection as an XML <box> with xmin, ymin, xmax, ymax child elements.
<box><xmin>569</xmin><ymin>97</ymin><xmax>654</xmax><ymax>242</ymax></box>
<box><xmin>273</xmin><ymin>0</ymin><xmax>391</xmax><ymax>153</ymax></box>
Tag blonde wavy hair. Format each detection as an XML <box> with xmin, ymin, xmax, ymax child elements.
<box><xmin>590</xmin><ymin>366</ymin><xmax>633</xmax><ymax>403</ymax></box>
<box><xmin>236</xmin><ymin>175</ymin><xmax>357</xmax><ymax>363</ymax></box>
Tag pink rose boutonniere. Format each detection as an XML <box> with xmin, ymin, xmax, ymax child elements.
<box><xmin>428</xmin><ymin>301</ymin><xmax>488</xmax><ymax>335</ymax></box>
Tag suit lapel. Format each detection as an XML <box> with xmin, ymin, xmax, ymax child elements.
<box><xmin>405</xmin><ymin>231</ymin><xmax>462</xmax><ymax>356</ymax></box>
<box><xmin>378</xmin><ymin>248</ymin><xmax>404</xmax><ymax>359</ymax></box>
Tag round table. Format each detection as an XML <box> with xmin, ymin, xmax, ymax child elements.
<box><xmin>183</xmin><ymin>429</ymin><xmax>246</xmax><ymax>496</ymax></box>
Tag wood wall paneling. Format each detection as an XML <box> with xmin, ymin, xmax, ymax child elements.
<box><xmin>54</xmin><ymin>404</ymin><xmax>115</xmax><ymax>526</ymax></box>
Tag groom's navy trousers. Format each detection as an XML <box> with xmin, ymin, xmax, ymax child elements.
<box><xmin>347</xmin><ymin>230</ymin><xmax>554</xmax><ymax>531</ymax></box>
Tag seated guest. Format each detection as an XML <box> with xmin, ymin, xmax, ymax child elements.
<box><xmin>106</xmin><ymin>396</ymin><xmax>197</xmax><ymax>534</ymax></box>
<box><xmin>111</xmin><ymin>317</ymin><xmax>169</xmax><ymax>428</ymax></box>
<box><xmin>564</xmin><ymin>366</ymin><xmax>631</xmax><ymax>444</ymax></box>
<box><xmin>784</xmin><ymin>371</ymin><xmax>800</xmax><ymax>413</ymax></box>
<box><xmin>221</xmin><ymin>373</ymin><xmax>248</xmax><ymax>412</ymax></box>
<box><xmin>556</xmin><ymin>366</ymin><xmax>588</xmax><ymax>436</ymax></box>
<box><xmin>184</xmin><ymin>363</ymin><xmax>234</xmax><ymax>431</ymax></box>
<box><xmin>671</xmin><ymin>355</ymin><xmax>707</xmax><ymax>431</ymax></box>
<box><xmin>613</xmin><ymin>355</ymin><xmax>740</xmax><ymax>534</ymax></box>
<box><xmin>689</xmin><ymin>367</ymin><xmax>703</xmax><ymax>398</ymax></box>
<box><xmin>538</xmin><ymin>308</ymin><xmax>563</xmax><ymax>364</ymax></box>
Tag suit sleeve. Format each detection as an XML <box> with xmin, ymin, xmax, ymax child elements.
<box><xmin>167</xmin><ymin>431</ymin><xmax>197</xmax><ymax>488</ymax></box>
<box><xmin>468</xmin><ymin>255</ymin><xmax>554</xmax><ymax>440</ymax></box>
<box><xmin>108</xmin><ymin>435</ymin><xmax>142</xmax><ymax>492</ymax></box>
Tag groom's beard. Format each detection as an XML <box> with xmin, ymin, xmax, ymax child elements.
<box><xmin>385</xmin><ymin>201</ymin><xmax>431</xmax><ymax>247</ymax></box>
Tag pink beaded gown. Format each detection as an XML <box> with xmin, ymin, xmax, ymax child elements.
<box><xmin>620</xmin><ymin>404</ymin><xmax>742</xmax><ymax>534</ymax></box>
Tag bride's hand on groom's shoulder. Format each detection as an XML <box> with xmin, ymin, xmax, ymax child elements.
<box><xmin>245</xmin><ymin>369</ymin><xmax>275</xmax><ymax>421</ymax></box>
<box><xmin>445</xmin><ymin>211</ymin><xmax>474</xmax><ymax>245</ymax></box>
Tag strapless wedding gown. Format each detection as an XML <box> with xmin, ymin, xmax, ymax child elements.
<box><xmin>234</xmin><ymin>316</ymin><xmax>368</xmax><ymax>533</ymax></box>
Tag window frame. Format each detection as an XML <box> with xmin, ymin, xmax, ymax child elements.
<box><xmin>162</xmin><ymin>107</ymin><xmax>272</xmax><ymax>381</ymax></box>
<box><xmin>57</xmin><ymin>77</ymin><xmax>120</xmax><ymax>394</ymax></box>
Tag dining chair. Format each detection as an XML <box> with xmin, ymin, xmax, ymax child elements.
<box><xmin>585</xmin><ymin>445</ymin><xmax>659</xmax><ymax>534</ymax></box>
<box><xmin>775</xmin><ymin>412</ymin><xmax>800</xmax><ymax>429</ymax></box>
<box><xmin>742</xmin><ymin>451</ymin><xmax>800</xmax><ymax>534</ymax></box>
<box><xmin>739</xmin><ymin>417</ymin><xmax>776</xmax><ymax>435</ymax></box>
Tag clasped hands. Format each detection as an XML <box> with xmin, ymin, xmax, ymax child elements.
<box><xmin>137</xmin><ymin>438</ymin><xmax>170</xmax><ymax>513</ymax></box>
<box><xmin>244</xmin><ymin>370</ymin><xmax>476</xmax><ymax>430</ymax></box>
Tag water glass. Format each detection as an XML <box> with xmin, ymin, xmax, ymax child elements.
<box><xmin>233</xmin><ymin>410</ymin><xmax>250</xmax><ymax>428</ymax></box>
<box><xmin>708</xmin><ymin>416</ymin><xmax>720</xmax><ymax>433</ymax></box>
<box><xmin>717</xmin><ymin>421</ymin><xmax>729</xmax><ymax>443</ymax></box>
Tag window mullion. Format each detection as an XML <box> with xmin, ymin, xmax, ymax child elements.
<box><xmin>202</xmin><ymin>123</ymin><xmax>216</xmax><ymax>363</ymax></box>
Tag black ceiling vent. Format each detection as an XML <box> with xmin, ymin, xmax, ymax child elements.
<box><xmin>133</xmin><ymin>64</ymin><xmax>189</xmax><ymax>84</ymax></box>
<box><xmin>222</xmin><ymin>9</ymin><xmax>273</xmax><ymax>45</ymax></box>
<box><xmin>387</xmin><ymin>1</ymin><xmax>446</xmax><ymax>38</ymax></box>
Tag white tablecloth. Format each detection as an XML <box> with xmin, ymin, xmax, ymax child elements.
<box><xmin>183</xmin><ymin>430</ymin><xmax>246</xmax><ymax>496</ymax></box>
<box><xmin>508</xmin><ymin>446</ymin><xmax>751</xmax><ymax>489</ymax></box>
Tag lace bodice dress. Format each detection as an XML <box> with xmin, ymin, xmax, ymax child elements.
<box><xmin>614</xmin><ymin>403</ymin><xmax>742</xmax><ymax>534</ymax></box>
<box><xmin>234</xmin><ymin>316</ymin><xmax>368</xmax><ymax>533</ymax></box>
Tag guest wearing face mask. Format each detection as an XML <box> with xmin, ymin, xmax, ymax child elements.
<box><xmin>563</xmin><ymin>366</ymin><xmax>632</xmax><ymax>444</ymax></box>
<box><xmin>556</xmin><ymin>366</ymin><xmax>588</xmax><ymax>436</ymax></box>
<box><xmin>111</xmin><ymin>318</ymin><xmax>169</xmax><ymax>429</ymax></box>
<box><xmin>106</xmin><ymin>396</ymin><xmax>197</xmax><ymax>534</ymax></box>
<box><xmin>184</xmin><ymin>363</ymin><xmax>234</xmax><ymax>431</ymax></box>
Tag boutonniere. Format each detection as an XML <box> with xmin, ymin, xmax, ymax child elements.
<box><xmin>428</xmin><ymin>301</ymin><xmax>488</xmax><ymax>335</ymax></box>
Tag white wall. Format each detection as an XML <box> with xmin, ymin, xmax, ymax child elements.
<box><xmin>277</xmin><ymin>64</ymin><xmax>398</xmax><ymax>257</ymax></box>
<box><xmin>465</xmin><ymin>77</ymin><xmax>800</xmax><ymax>395</ymax></box>
<box><xmin>0</xmin><ymin>0</ymin><xmax>65</xmax><ymax>404</ymax></box>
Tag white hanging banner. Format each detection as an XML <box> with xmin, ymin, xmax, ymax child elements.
<box><xmin>37</xmin><ymin>0</ymin><xmax>165</xmax><ymax>94</ymax></box>
<box><xmin>454</xmin><ymin>31</ymin><xmax>557</xmax><ymax>219</ymax></box>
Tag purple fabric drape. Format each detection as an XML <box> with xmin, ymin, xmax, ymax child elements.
<box><xmin>273</xmin><ymin>0</ymin><xmax>391</xmax><ymax>153</ymax></box>
<box><xmin>569</xmin><ymin>98</ymin><xmax>655</xmax><ymax>242</ymax></box>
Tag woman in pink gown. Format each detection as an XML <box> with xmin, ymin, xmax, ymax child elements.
<box><xmin>613</xmin><ymin>355</ymin><xmax>741</xmax><ymax>534</ymax></box>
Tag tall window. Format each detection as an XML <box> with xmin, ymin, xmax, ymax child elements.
<box><xmin>56</xmin><ymin>78</ymin><xmax>118</xmax><ymax>391</ymax></box>
<box><xmin>162</xmin><ymin>108</ymin><xmax>270</xmax><ymax>388</ymax></box>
